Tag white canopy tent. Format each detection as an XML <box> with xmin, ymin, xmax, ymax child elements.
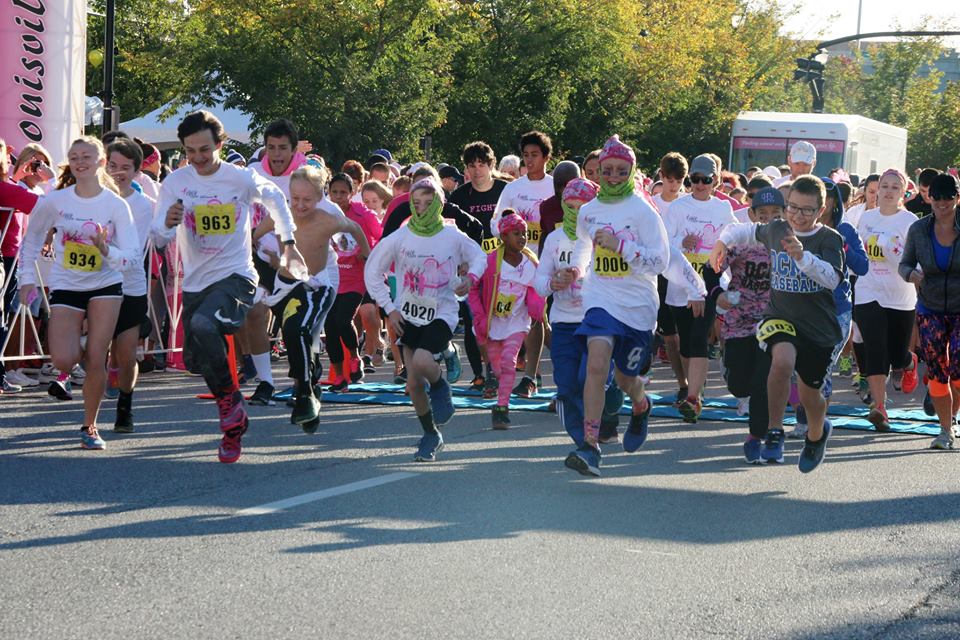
<box><xmin>119</xmin><ymin>102</ymin><xmax>255</xmax><ymax>150</ymax></box>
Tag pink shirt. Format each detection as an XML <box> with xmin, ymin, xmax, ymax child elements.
<box><xmin>336</xmin><ymin>201</ymin><xmax>383</xmax><ymax>294</ymax></box>
<box><xmin>0</xmin><ymin>181</ymin><xmax>39</xmax><ymax>257</ymax></box>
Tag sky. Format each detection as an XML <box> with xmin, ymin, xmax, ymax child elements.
<box><xmin>778</xmin><ymin>1</ymin><xmax>960</xmax><ymax>47</ymax></box>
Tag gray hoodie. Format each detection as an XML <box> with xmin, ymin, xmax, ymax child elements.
<box><xmin>898</xmin><ymin>210</ymin><xmax>960</xmax><ymax>314</ymax></box>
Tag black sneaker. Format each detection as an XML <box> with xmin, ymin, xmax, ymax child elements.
<box><xmin>362</xmin><ymin>354</ymin><xmax>376</xmax><ymax>374</ymax></box>
<box><xmin>249</xmin><ymin>381</ymin><xmax>276</xmax><ymax>406</ymax></box>
<box><xmin>114</xmin><ymin>407</ymin><xmax>134</xmax><ymax>433</ymax></box>
<box><xmin>483</xmin><ymin>374</ymin><xmax>499</xmax><ymax>399</ymax></box>
<box><xmin>798</xmin><ymin>419</ymin><xmax>832</xmax><ymax>474</ymax></box>
<box><xmin>393</xmin><ymin>368</ymin><xmax>408</xmax><ymax>385</ymax></box>
<box><xmin>469</xmin><ymin>375</ymin><xmax>485</xmax><ymax>392</ymax></box>
<box><xmin>292</xmin><ymin>392</ymin><xmax>320</xmax><ymax>426</ymax></box>
<box><xmin>328</xmin><ymin>379</ymin><xmax>349</xmax><ymax>393</ymax></box>
<box><xmin>48</xmin><ymin>379</ymin><xmax>72</xmax><ymax>401</ymax></box>
<box><xmin>491</xmin><ymin>406</ymin><xmax>511</xmax><ymax>430</ymax></box>
<box><xmin>512</xmin><ymin>376</ymin><xmax>537</xmax><ymax>398</ymax></box>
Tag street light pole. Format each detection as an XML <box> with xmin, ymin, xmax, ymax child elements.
<box><xmin>102</xmin><ymin>0</ymin><xmax>119</xmax><ymax>131</ymax></box>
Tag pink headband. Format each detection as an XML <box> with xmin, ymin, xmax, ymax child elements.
<box><xmin>498</xmin><ymin>212</ymin><xmax>527</xmax><ymax>235</ymax></box>
<box><xmin>599</xmin><ymin>134</ymin><xmax>636</xmax><ymax>166</ymax></box>
<box><xmin>881</xmin><ymin>168</ymin><xmax>907</xmax><ymax>187</ymax></box>
<box><xmin>562</xmin><ymin>178</ymin><xmax>599</xmax><ymax>204</ymax></box>
<box><xmin>142</xmin><ymin>149</ymin><xmax>160</xmax><ymax>167</ymax></box>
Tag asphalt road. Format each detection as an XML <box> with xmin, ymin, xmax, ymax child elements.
<box><xmin>2</xmin><ymin>352</ymin><xmax>959</xmax><ymax>639</ymax></box>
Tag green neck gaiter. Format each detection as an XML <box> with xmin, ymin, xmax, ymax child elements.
<box><xmin>408</xmin><ymin>193</ymin><xmax>444</xmax><ymax>237</ymax></box>
<box><xmin>561</xmin><ymin>201</ymin><xmax>579</xmax><ymax>241</ymax></box>
<box><xmin>597</xmin><ymin>167</ymin><xmax>637</xmax><ymax>203</ymax></box>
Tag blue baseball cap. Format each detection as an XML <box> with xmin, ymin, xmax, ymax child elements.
<box><xmin>751</xmin><ymin>186</ymin><xmax>785</xmax><ymax>209</ymax></box>
<box><xmin>372</xmin><ymin>148</ymin><xmax>393</xmax><ymax>162</ymax></box>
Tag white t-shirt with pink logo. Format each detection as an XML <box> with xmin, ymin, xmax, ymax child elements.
<box><xmin>491</xmin><ymin>174</ymin><xmax>554</xmax><ymax>243</ymax></box>
<box><xmin>489</xmin><ymin>254</ymin><xmax>536</xmax><ymax>340</ymax></box>
<box><xmin>662</xmin><ymin>194</ymin><xmax>737</xmax><ymax>307</ymax></box>
<box><xmin>855</xmin><ymin>208</ymin><xmax>918</xmax><ymax>310</ymax></box>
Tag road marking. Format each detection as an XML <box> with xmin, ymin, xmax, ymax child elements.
<box><xmin>626</xmin><ymin>549</ymin><xmax>682</xmax><ymax>558</ymax></box>
<box><xmin>237</xmin><ymin>472</ymin><xmax>418</xmax><ymax>516</ymax></box>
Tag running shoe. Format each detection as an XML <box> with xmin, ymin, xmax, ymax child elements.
<box><xmin>623</xmin><ymin>395</ymin><xmax>651</xmax><ymax>453</ymax></box>
<box><xmin>249</xmin><ymin>380</ymin><xmax>276</xmax><ymax>406</ymax></box>
<box><xmin>393</xmin><ymin>368</ymin><xmax>407</xmax><ymax>385</ymax></box>
<box><xmin>469</xmin><ymin>375</ymin><xmax>485</xmax><ymax>392</ymax></box>
<box><xmin>788</xmin><ymin>422</ymin><xmax>809</xmax><ymax>440</ymax></box>
<box><xmin>512</xmin><ymin>376</ymin><xmax>537</xmax><ymax>399</ymax></box>
<box><xmin>901</xmin><ymin>352</ymin><xmax>919</xmax><ymax>394</ymax></box>
<box><xmin>930</xmin><ymin>431</ymin><xmax>955</xmax><ymax>450</ymax></box>
<box><xmin>743</xmin><ymin>436</ymin><xmax>764</xmax><ymax>464</ymax></box>
<box><xmin>80</xmin><ymin>425</ymin><xmax>106</xmax><ymax>450</ymax></box>
<box><xmin>328</xmin><ymin>378</ymin><xmax>349</xmax><ymax>393</ymax></box>
<box><xmin>48</xmin><ymin>379</ymin><xmax>72</xmax><ymax>401</ymax></box>
<box><xmin>837</xmin><ymin>354</ymin><xmax>854</xmax><ymax>377</ymax></box>
<box><xmin>292</xmin><ymin>393</ymin><xmax>321</xmax><ymax>427</ymax></box>
<box><xmin>348</xmin><ymin>358</ymin><xmax>364</xmax><ymax>384</ymax></box>
<box><xmin>798</xmin><ymin>419</ymin><xmax>832</xmax><ymax>473</ymax></box>
<box><xmin>678</xmin><ymin>396</ymin><xmax>702</xmax><ymax>424</ymax></box>
<box><xmin>491</xmin><ymin>406</ymin><xmax>511</xmax><ymax>430</ymax></box>
<box><xmin>707</xmin><ymin>343</ymin><xmax>720</xmax><ymax>360</ymax></box>
<box><xmin>923</xmin><ymin>389</ymin><xmax>935</xmax><ymax>416</ymax></box>
<box><xmin>867</xmin><ymin>405</ymin><xmax>890</xmax><ymax>432</ymax></box>
<box><xmin>216</xmin><ymin>391</ymin><xmax>248</xmax><ymax>464</ymax></box>
<box><xmin>443</xmin><ymin>343</ymin><xmax>462</xmax><ymax>384</ymax></box>
<box><xmin>564</xmin><ymin>445</ymin><xmax>601</xmax><ymax>477</ymax></box>
<box><xmin>428</xmin><ymin>377</ymin><xmax>455</xmax><ymax>426</ymax></box>
<box><xmin>857</xmin><ymin>377</ymin><xmax>872</xmax><ymax>405</ymax></box>
<box><xmin>761</xmin><ymin>428</ymin><xmax>785</xmax><ymax>464</ymax></box>
<box><xmin>1</xmin><ymin>379</ymin><xmax>22</xmax><ymax>394</ymax></box>
<box><xmin>38</xmin><ymin>363</ymin><xmax>59</xmax><ymax>383</ymax></box>
<box><xmin>69</xmin><ymin>365</ymin><xmax>86</xmax><ymax>386</ymax></box>
<box><xmin>372</xmin><ymin>349</ymin><xmax>386</xmax><ymax>367</ymax></box>
<box><xmin>736</xmin><ymin>397</ymin><xmax>750</xmax><ymax>416</ymax></box>
<box><xmin>673</xmin><ymin>386</ymin><xmax>688</xmax><ymax>408</ymax></box>
<box><xmin>414</xmin><ymin>431</ymin><xmax>444</xmax><ymax>462</ymax></box>
<box><xmin>598</xmin><ymin>422</ymin><xmax>619</xmax><ymax>444</ymax></box>
<box><xmin>483</xmin><ymin>374</ymin><xmax>498</xmax><ymax>400</ymax></box>
<box><xmin>361</xmin><ymin>354</ymin><xmax>376</xmax><ymax>374</ymax></box>
<box><xmin>657</xmin><ymin>344</ymin><xmax>669</xmax><ymax>363</ymax></box>
<box><xmin>891</xmin><ymin>370</ymin><xmax>903</xmax><ymax>392</ymax></box>
<box><xmin>5</xmin><ymin>369</ymin><xmax>38</xmax><ymax>387</ymax></box>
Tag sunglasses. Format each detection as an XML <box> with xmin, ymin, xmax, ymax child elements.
<box><xmin>931</xmin><ymin>193</ymin><xmax>959</xmax><ymax>201</ymax></box>
<box><xmin>690</xmin><ymin>175</ymin><xmax>714</xmax><ymax>185</ymax></box>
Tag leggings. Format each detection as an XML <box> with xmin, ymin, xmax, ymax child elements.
<box><xmin>723</xmin><ymin>335</ymin><xmax>771</xmax><ymax>438</ymax></box>
<box><xmin>917</xmin><ymin>311</ymin><xmax>960</xmax><ymax>384</ymax></box>
<box><xmin>460</xmin><ymin>300</ymin><xmax>483</xmax><ymax>378</ymax></box>
<box><xmin>487</xmin><ymin>331</ymin><xmax>526</xmax><ymax>407</ymax></box>
<box><xmin>324</xmin><ymin>291</ymin><xmax>363</xmax><ymax>364</ymax></box>
<box><xmin>671</xmin><ymin>299</ymin><xmax>717</xmax><ymax>359</ymax></box>
<box><xmin>852</xmin><ymin>301</ymin><xmax>915</xmax><ymax>377</ymax></box>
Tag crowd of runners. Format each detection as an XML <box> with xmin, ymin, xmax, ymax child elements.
<box><xmin>2</xmin><ymin>111</ymin><xmax>959</xmax><ymax>477</ymax></box>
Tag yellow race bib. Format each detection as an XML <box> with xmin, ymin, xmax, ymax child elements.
<box><xmin>526</xmin><ymin>221</ymin><xmax>542</xmax><ymax>244</ymax></box>
<box><xmin>194</xmin><ymin>204</ymin><xmax>236</xmax><ymax>236</ymax></box>
<box><xmin>865</xmin><ymin>235</ymin><xmax>884</xmax><ymax>262</ymax></box>
<box><xmin>63</xmin><ymin>241</ymin><xmax>102</xmax><ymax>272</ymax></box>
<box><xmin>481</xmin><ymin>237</ymin><xmax>502</xmax><ymax>254</ymax></box>
<box><xmin>593</xmin><ymin>246</ymin><xmax>630</xmax><ymax>278</ymax></box>
<box><xmin>494</xmin><ymin>292</ymin><xmax>517</xmax><ymax>318</ymax></box>
<box><xmin>683</xmin><ymin>251</ymin><xmax>710</xmax><ymax>275</ymax></box>
<box><xmin>756</xmin><ymin>318</ymin><xmax>797</xmax><ymax>343</ymax></box>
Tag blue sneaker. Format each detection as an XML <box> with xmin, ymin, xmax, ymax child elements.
<box><xmin>743</xmin><ymin>436</ymin><xmax>764</xmax><ymax>464</ymax></box>
<box><xmin>414</xmin><ymin>431</ymin><xmax>444</xmax><ymax>462</ymax></box>
<box><xmin>623</xmin><ymin>395</ymin><xmax>651</xmax><ymax>453</ymax></box>
<box><xmin>798</xmin><ymin>419</ymin><xmax>831</xmax><ymax>473</ymax></box>
<box><xmin>443</xmin><ymin>343</ymin><xmax>462</xmax><ymax>384</ymax></box>
<box><xmin>761</xmin><ymin>429</ymin><xmax>785</xmax><ymax>464</ymax></box>
<box><xmin>428</xmin><ymin>377</ymin><xmax>455</xmax><ymax>426</ymax></box>
<box><xmin>80</xmin><ymin>426</ymin><xmax>106</xmax><ymax>450</ymax></box>
<box><xmin>564</xmin><ymin>445</ymin><xmax>601</xmax><ymax>477</ymax></box>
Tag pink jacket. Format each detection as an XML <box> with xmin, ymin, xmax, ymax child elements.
<box><xmin>468</xmin><ymin>246</ymin><xmax>546</xmax><ymax>345</ymax></box>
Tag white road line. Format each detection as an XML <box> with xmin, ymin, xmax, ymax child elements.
<box><xmin>237</xmin><ymin>472</ymin><xmax>419</xmax><ymax>516</ymax></box>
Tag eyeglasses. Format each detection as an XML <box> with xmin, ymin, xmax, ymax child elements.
<box><xmin>785</xmin><ymin>203</ymin><xmax>819</xmax><ymax>217</ymax></box>
<box><xmin>690</xmin><ymin>175</ymin><xmax>714</xmax><ymax>185</ymax></box>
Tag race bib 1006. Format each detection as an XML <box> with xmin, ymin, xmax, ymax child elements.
<box><xmin>63</xmin><ymin>241</ymin><xmax>102</xmax><ymax>272</ymax></box>
<box><xmin>756</xmin><ymin>318</ymin><xmax>797</xmax><ymax>343</ymax></box>
<box><xmin>400</xmin><ymin>291</ymin><xmax>438</xmax><ymax>324</ymax></box>
<box><xmin>593</xmin><ymin>246</ymin><xmax>630</xmax><ymax>278</ymax></box>
<box><xmin>194</xmin><ymin>204</ymin><xmax>236</xmax><ymax>236</ymax></box>
<box><xmin>494</xmin><ymin>292</ymin><xmax>517</xmax><ymax>318</ymax></box>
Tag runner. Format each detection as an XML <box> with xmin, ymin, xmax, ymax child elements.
<box><xmin>104</xmin><ymin>138</ymin><xmax>157</xmax><ymax>433</ymax></box>
<box><xmin>363</xmin><ymin>178</ymin><xmax>486</xmax><ymax>462</ymax></box>
<box><xmin>772</xmin><ymin>141</ymin><xmax>816</xmax><ymax>187</ymax></box>
<box><xmin>710</xmin><ymin>175</ymin><xmax>844</xmax><ymax>473</ymax></box>
<box><xmin>18</xmin><ymin>136</ymin><xmax>141</xmax><ymax>450</ymax></box>
<box><xmin>151</xmin><ymin>110</ymin><xmax>306</xmax><ymax>463</ymax></box>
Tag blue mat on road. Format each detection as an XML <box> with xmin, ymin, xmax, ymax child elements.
<box><xmin>272</xmin><ymin>383</ymin><xmax>940</xmax><ymax>437</ymax></box>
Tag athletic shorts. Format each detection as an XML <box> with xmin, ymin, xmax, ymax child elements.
<box><xmin>113</xmin><ymin>294</ymin><xmax>148</xmax><ymax>338</ymax></box>
<box><xmin>252</xmin><ymin>252</ymin><xmax>277</xmax><ymax>295</ymax></box>
<box><xmin>655</xmin><ymin>276</ymin><xmax>676</xmax><ymax>336</ymax></box>
<box><xmin>757</xmin><ymin>317</ymin><xmax>834</xmax><ymax>390</ymax></box>
<box><xmin>399</xmin><ymin>318</ymin><xmax>453</xmax><ymax>354</ymax></box>
<box><xmin>575</xmin><ymin>307</ymin><xmax>652</xmax><ymax>377</ymax></box>
<box><xmin>49</xmin><ymin>283</ymin><xmax>123</xmax><ymax>312</ymax></box>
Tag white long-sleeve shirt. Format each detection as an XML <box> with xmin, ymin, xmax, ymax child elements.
<box><xmin>150</xmin><ymin>162</ymin><xmax>296</xmax><ymax>292</ymax></box>
<box><xmin>491</xmin><ymin>174</ymin><xmax>554</xmax><ymax>241</ymax></box>
<box><xmin>570</xmin><ymin>193</ymin><xmax>670</xmax><ymax>331</ymax></box>
<box><xmin>121</xmin><ymin>191</ymin><xmax>156</xmax><ymax>297</ymax></box>
<box><xmin>364</xmin><ymin>224</ymin><xmax>486</xmax><ymax>330</ymax></box>
<box><xmin>662</xmin><ymin>194</ymin><xmax>737</xmax><ymax>307</ymax></box>
<box><xmin>18</xmin><ymin>186</ymin><xmax>140</xmax><ymax>292</ymax></box>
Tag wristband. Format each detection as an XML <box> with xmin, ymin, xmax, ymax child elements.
<box><xmin>282</xmin><ymin>239</ymin><xmax>296</xmax><ymax>246</ymax></box>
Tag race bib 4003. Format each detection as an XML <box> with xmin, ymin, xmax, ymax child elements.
<box><xmin>63</xmin><ymin>241</ymin><xmax>102</xmax><ymax>272</ymax></box>
<box><xmin>756</xmin><ymin>318</ymin><xmax>797</xmax><ymax>343</ymax></box>
<box><xmin>594</xmin><ymin>246</ymin><xmax>630</xmax><ymax>278</ymax></box>
<box><xmin>194</xmin><ymin>204</ymin><xmax>236</xmax><ymax>236</ymax></box>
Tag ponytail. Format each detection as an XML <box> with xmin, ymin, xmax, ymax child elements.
<box><xmin>57</xmin><ymin>136</ymin><xmax>120</xmax><ymax>194</ymax></box>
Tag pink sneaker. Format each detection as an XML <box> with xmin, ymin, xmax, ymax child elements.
<box><xmin>216</xmin><ymin>391</ymin><xmax>248</xmax><ymax>463</ymax></box>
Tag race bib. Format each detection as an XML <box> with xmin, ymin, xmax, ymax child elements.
<box><xmin>865</xmin><ymin>235</ymin><xmax>884</xmax><ymax>262</ymax></box>
<box><xmin>194</xmin><ymin>204</ymin><xmax>236</xmax><ymax>236</ymax></box>
<box><xmin>527</xmin><ymin>221</ymin><xmax>542</xmax><ymax>244</ymax></box>
<box><xmin>494</xmin><ymin>292</ymin><xmax>517</xmax><ymax>318</ymax></box>
<box><xmin>400</xmin><ymin>291</ymin><xmax>438</xmax><ymax>324</ymax></box>
<box><xmin>593</xmin><ymin>246</ymin><xmax>630</xmax><ymax>278</ymax></box>
<box><xmin>683</xmin><ymin>251</ymin><xmax>710</xmax><ymax>275</ymax></box>
<box><xmin>756</xmin><ymin>318</ymin><xmax>797</xmax><ymax>343</ymax></box>
<box><xmin>482</xmin><ymin>237</ymin><xmax>502</xmax><ymax>254</ymax></box>
<box><xmin>63</xmin><ymin>241</ymin><xmax>102</xmax><ymax>272</ymax></box>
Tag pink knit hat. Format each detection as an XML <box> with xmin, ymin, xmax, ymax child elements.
<box><xmin>562</xmin><ymin>178</ymin><xmax>600</xmax><ymax>204</ymax></box>
<box><xmin>498</xmin><ymin>211</ymin><xmax>527</xmax><ymax>236</ymax></box>
<box><xmin>599</xmin><ymin>135</ymin><xmax>636</xmax><ymax>166</ymax></box>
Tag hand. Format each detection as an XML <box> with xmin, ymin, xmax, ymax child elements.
<box><xmin>264</xmin><ymin>249</ymin><xmax>281</xmax><ymax>270</ymax></box>
<box><xmin>387</xmin><ymin>310</ymin><xmax>405</xmax><ymax>337</ymax></box>
<box><xmin>594</xmin><ymin>229</ymin><xmax>618</xmax><ymax>252</ymax></box>
<box><xmin>708</xmin><ymin>241</ymin><xmax>727</xmax><ymax>273</ymax></box>
<box><xmin>681</xmin><ymin>233</ymin><xmax>699</xmax><ymax>252</ymax></box>
<box><xmin>552</xmin><ymin>267</ymin><xmax>575</xmax><ymax>291</ymax></box>
<box><xmin>716</xmin><ymin>292</ymin><xmax>732</xmax><ymax>311</ymax></box>
<box><xmin>297</xmin><ymin>140</ymin><xmax>314</xmax><ymax>154</ymax></box>
<box><xmin>282</xmin><ymin>244</ymin><xmax>308</xmax><ymax>280</ymax></box>
<box><xmin>35</xmin><ymin>161</ymin><xmax>55</xmax><ymax>182</ymax></box>
<box><xmin>91</xmin><ymin>223</ymin><xmax>110</xmax><ymax>257</ymax></box>
<box><xmin>454</xmin><ymin>276</ymin><xmax>471</xmax><ymax>297</ymax></box>
<box><xmin>781</xmin><ymin>231</ymin><xmax>804</xmax><ymax>261</ymax></box>
<box><xmin>688</xmin><ymin>298</ymin><xmax>705</xmax><ymax>318</ymax></box>
<box><xmin>19</xmin><ymin>284</ymin><xmax>36</xmax><ymax>306</ymax></box>
<box><xmin>909</xmin><ymin>269</ymin><xmax>923</xmax><ymax>286</ymax></box>
<box><xmin>166</xmin><ymin>200</ymin><xmax>185</xmax><ymax>228</ymax></box>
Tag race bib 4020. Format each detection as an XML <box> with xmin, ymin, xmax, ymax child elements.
<box><xmin>400</xmin><ymin>291</ymin><xmax>438</xmax><ymax>324</ymax></box>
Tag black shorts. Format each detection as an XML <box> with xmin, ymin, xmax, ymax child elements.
<box><xmin>181</xmin><ymin>275</ymin><xmax>256</xmax><ymax>373</ymax></box>
<box><xmin>656</xmin><ymin>276</ymin><xmax>676</xmax><ymax>336</ymax></box>
<box><xmin>761</xmin><ymin>323</ymin><xmax>834</xmax><ymax>389</ymax></box>
<box><xmin>49</xmin><ymin>283</ymin><xmax>123</xmax><ymax>312</ymax></box>
<box><xmin>253</xmin><ymin>252</ymin><xmax>277</xmax><ymax>293</ymax></box>
<box><xmin>399</xmin><ymin>319</ymin><xmax>453</xmax><ymax>354</ymax></box>
<box><xmin>113</xmin><ymin>294</ymin><xmax>148</xmax><ymax>338</ymax></box>
<box><xmin>670</xmin><ymin>299</ymin><xmax>717</xmax><ymax>359</ymax></box>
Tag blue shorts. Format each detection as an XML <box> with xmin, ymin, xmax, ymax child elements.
<box><xmin>576</xmin><ymin>308</ymin><xmax>652</xmax><ymax>377</ymax></box>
